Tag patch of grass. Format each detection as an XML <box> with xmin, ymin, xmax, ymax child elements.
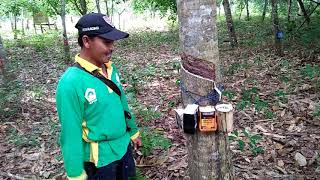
<box><xmin>223</xmin><ymin>90</ymin><xmax>236</xmax><ymax>101</ymax></box>
<box><xmin>140</xmin><ymin>128</ymin><xmax>171</xmax><ymax>156</ymax></box>
<box><xmin>229</xmin><ymin>129</ymin><xmax>264</xmax><ymax>156</ymax></box>
<box><xmin>314</xmin><ymin>104</ymin><xmax>320</xmax><ymax>117</ymax></box>
<box><xmin>117</xmin><ymin>30</ymin><xmax>179</xmax><ymax>52</ymax></box>
<box><xmin>129</xmin><ymin>168</ymin><xmax>146</xmax><ymax>180</ymax></box>
<box><xmin>4</xmin><ymin>30</ymin><xmax>61</xmax><ymax>52</ymax></box>
<box><xmin>138</xmin><ymin>107</ymin><xmax>162</xmax><ymax>122</ymax></box>
<box><xmin>7</xmin><ymin>128</ymin><xmax>40</xmax><ymax>148</ymax></box>
<box><xmin>237</xmin><ymin>87</ymin><xmax>275</xmax><ymax>119</ymax></box>
<box><xmin>274</xmin><ymin>90</ymin><xmax>288</xmax><ymax>103</ymax></box>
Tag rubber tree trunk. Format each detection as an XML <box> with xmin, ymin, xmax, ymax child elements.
<box><xmin>14</xmin><ymin>15</ymin><xmax>17</xmax><ymax>39</ymax></box>
<box><xmin>176</xmin><ymin>0</ymin><xmax>233</xmax><ymax>179</ymax></box>
<box><xmin>22</xmin><ymin>18</ymin><xmax>25</xmax><ymax>36</ymax></box>
<box><xmin>261</xmin><ymin>0</ymin><xmax>268</xmax><ymax>22</ymax></box>
<box><xmin>26</xmin><ymin>19</ymin><xmax>29</xmax><ymax>30</ymax></box>
<box><xmin>96</xmin><ymin>0</ymin><xmax>101</xmax><ymax>13</ymax></box>
<box><xmin>245</xmin><ymin>0</ymin><xmax>250</xmax><ymax>21</ymax></box>
<box><xmin>297</xmin><ymin>0</ymin><xmax>310</xmax><ymax>24</ymax></box>
<box><xmin>287</xmin><ymin>0</ymin><xmax>292</xmax><ymax>22</ymax></box>
<box><xmin>271</xmin><ymin>0</ymin><xmax>283</xmax><ymax>56</ymax></box>
<box><xmin>105</xmin><ymin>0</ymin><xmax>110</xmax><ymax>16</ymax></box>
<box><xmin>238</xmin><ymin>3</ymin><xmax>244</xmax><ymax>20</ymax></box>
<box><xmin>80</xmin><ymin>0</ymin><xmax>88</xmax><ymax>15</ymax></box>
<box><xmin>111</xmin><ymin>0</ymin><xmax>114</xmax><ymax>21</ymax></box>
<box><xmin>61</xmin><ymin>0</ymin><xmax>71</xmax><ymax>62</ymax></box>
<box><xmin>0</xmin><ymin>35</ymin><xmax>6</xmax><ymax>75</ymax></box>
<box><xmin>223</xmin><ymin>0</ymin><xmax>238</xmax><ymax>47</ymax></box>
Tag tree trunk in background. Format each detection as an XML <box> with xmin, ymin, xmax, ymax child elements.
<box><xmin>0</xmin><ymin>35</ymin><xmax>6</xmax><ymax>76</ymax></box>
<box><xmin>14</xmin><ymin>15</ymin><xmax>17</xmax><ymax>39</ymax></box>
<box><xmin>176</xmin><ymin>0</ymin><xmax>233</xmax><ymax>179</ymax></box>
<box><xmin>238</xmin><ymin>3</ymin><xmax>244</xmax><ymax>20</ymax></box>
<box><xmin>61</xmin><ymin>0</ymin><xmax>71</xmax><ymax>63</ymax></box>
<box><xmin>80</xmin><ymin>0</ymin><xmax>88</xmax><ymax>15</ymax></box>
<box><xmin>72</xmin><ymin>0</ymin><xmax>88</xmax><ymax>15</ymax></box>
<box><xmin>96</xmin><ymin>0</ymin><xmax>101</xmax><ymax>13</ymax></box>
<box><xmin>245</xmin><ymin>0</ymin><xmax>250</xmax><ymax>21</ymax></box>
<box><xmin>26</xmin><ymin>19</ymin><xmax>29</xmax><ymax>30</ymax></box>
<box><xmin>105</xmin><ymin>0</ymin><xmax>110</xmax><ymax>16</ymax></box>
<box><xmin>262</xmin><ymin>0</ymin><xmax>268</xmax><ymax>22</ymax></box>
<box><xmin>22</xmin><ymin>18</ymin><xmax>25</xmax><ymax>36</ymax></box>
<box><xmin>21</xmin><ymin>10</ymin><xmax>25</xmax><ymax>36</ymax></box>
<box><xmin>271</xmin><ymin>0</ymin><xmax>283</xmax><ymax>56</ymax></box>
<box><xmin>223</xmin><ymin>0</ymin><xmax>238</xmax><ymax>47</ymax></box>
<box><xmin>287</xmin><ymin>0</ymin><xmax>292</xmax><ymax>22</ymax></box>
<box><xmin>111</xmin><ymin>0</ymin><xmax>114</xmax><ymax>21</ymax></box>
<box><xmin>33</xmin><ymin>21</ymin><xmax>37</xmax><ymax>34</ymax></box>
<box><xmin>297</xmin><ymin>0</ymin><xmax>310</xmax><ymax>24</ymax></box>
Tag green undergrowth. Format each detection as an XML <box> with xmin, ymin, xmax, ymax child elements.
<box><xmin>229</xmin><ymin>129</ymin><xmax>264</xmax><ymax>157</ymax></box>
<box><xmin>140</xmin><ymin>128</ymin><xmax>171</xmax><ymax>156</ymax></box>
<box><xmin>218</xmin><ymin>16</ymin><xmax>320</xmax><ymax>49</ymax></box>
<box><xmin>117</xmin><ymin>30</ymin><xmax>179</xmax><ymax>53</ymax></box>
<box><xmin>4</xmin><ymin>30</ymin><xmax>62</xmax><ymax>52</ymax></box>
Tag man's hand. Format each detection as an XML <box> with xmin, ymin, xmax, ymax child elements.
<box><xmin>132</xmin><ymin>137</ymin><xmax>142</xmax><ymax>150</ymax></box>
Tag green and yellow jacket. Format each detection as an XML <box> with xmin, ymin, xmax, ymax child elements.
<box><xmin>56</xmin><ymin>55</ymin><xmax>139</xmax><ymax>179</ymax></box>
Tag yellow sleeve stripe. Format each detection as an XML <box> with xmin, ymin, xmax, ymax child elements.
<box><xmin>67</xmin><ymin>170</ymin><xmax>87</xmax><ymax>180</ymax></box>
<box><xmin>130</xmin><ymin>131</ymin><xmax>140</xmax><ymax>140</ymax></box>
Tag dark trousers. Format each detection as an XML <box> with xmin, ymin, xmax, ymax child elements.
<box><xmin>84</xmin><ymin>145</ymin><xmax>136</xmax><ymax>180</ymax></box>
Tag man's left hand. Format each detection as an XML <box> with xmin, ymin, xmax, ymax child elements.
<box><xmin>132</xmin><ymin>137</ymin><xmax>142</xmax><ymax>150</ymax></box>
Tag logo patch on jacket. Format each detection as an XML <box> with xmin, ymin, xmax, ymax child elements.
<box><xmin>85</xmin><ymin>88</ymin><xmax>97</xmax><ymax>104</ymax></box>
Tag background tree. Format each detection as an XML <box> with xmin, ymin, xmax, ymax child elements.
<box><xmin>1</xmin><ymin>0</ymin><xmax>28</xmax><ymax>39</ymax></box>
<box><xmin>271</xmin><ymin>0</ymin><xmax>283</xmax><ymax>56</ymax></box>
<box><xmin>287</xmin><ymin>0</ymin><xmax>292</xmax><ymax>22</ymax></box>
<box><xmin>104</xmin><ymin>0</ymin><xmax>110</xmax><ymax>15</ymax></box>
<box><xmin>297</xmin><ymin>0</ymin><xmax>310</xmax><ymax>24</ymax></box>
<box><xmin>261</xmin><ymin>0</ymin><xmax>268</xmax><ymax>22</ymax></box>
<box><xmin>0</xmin><ymin>34</ymin><xmax>5</xmax><ymax>75</ymax></box>
<box><xmin>95</xmin><ymin>0</ymin><xmax>101</xmax><ymax>13</ymax></box>
<box><xmin>245</xmin><ymin>0</ymin><xmax>250</xmax><ymax>20</ymax></box>
<box><xmin>131</xmin><ymin>0</ymin><xmax>177</xmax><ymax>19</ymax></box>
<box><xmin>61</xmin><ymin>0</ymin><xmax>71</xmax><ymax>62</ymax></box>
<box><xmin>223</xmin><ymin>0</ymin><xmax>238</xmax><ymax>47</ymax></box>
<box><xmin>177</xmin><ymin>0</ymin><xmax>233</xmax><ymax>179</ymax></box>
<box><xmin>70</xmin><ymin>0</ymin><xmax>88</xmax><ymax>15</ymax></box>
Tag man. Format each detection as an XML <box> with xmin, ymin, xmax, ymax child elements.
<box><xmin>56</xmin><ymin>13</ymin><xmax>141</xmax><ymax>180</ymax></box>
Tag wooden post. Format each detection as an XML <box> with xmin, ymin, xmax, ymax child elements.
<box><xmin>177</xmin><ymin>0</ymin><xmax>233</xmax><ymax>179</ymax></box>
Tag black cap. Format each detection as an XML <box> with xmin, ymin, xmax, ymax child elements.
<box><xmin>75</xmin><ymin>13</ymin><xmax>129</xmax><ymax>41</ymax></box>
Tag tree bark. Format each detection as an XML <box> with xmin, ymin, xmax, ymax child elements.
<box><xmin>0</xmin><ymin>35</ymin><xmax>6</xmax><ymax>75</ymax></box>
<box><xmin>238</xmin><ymin>3</ymin><xmax>244</xmax><ymax>20</ymax></box>
<box><xmin>245</xmin><ymin>0</ymin><xmax>250</xmax><ymax>21</ymax></box>
<box><xmin>223</xmin><ymin>0</ymin><xmax>238</xmax><ymax>47</ymax></box>
<box><xmin>96</xmin><ymin>0</ymin><xmax>101</xmax><ymax>13</ymax></box>
<box><xmin>61</xmin><ymin>0</ymin><xmax>71</xmax><ymax>62</ymax></box>
<box><xmin>177</xmin><ymin>0</ymin><xmax>233</xmax><ymax>179</ymax></box>
<box><xmin>111</xmin><ymin>0</ymin><xmax>114</xmax><ymax>21</ymax></box>
<box><xmin>71</xmin><ymin>0</ymin><xmax>88</xmax><ymax>15</ymax></box>
<box><xmin>287</xmin><ymin>0</ymin><xmax>292</xmax><ymax>22</ymax></box>
<box><xmin>80</xmin><ymin>0</ymin><xmax>88</xmax><ymax>15</ymax></box>
<box><xmin>262</xmin><ymin>0</ymin><xmax>268</xmax><ymax>22</ymax></box>
<box><xmin>33</xmin><ymin>21</ymin><xmax>37</xmax><ymax>34</ymax></box>
<box><xmin>105</xmin><ymin>0</ymin><xmax>110</xmax><ymax>16</ymax></box>
<box><xmin>297</xmin><ymin>0</ymin><xmax>310</xmax><ymax>24</ymax></box>
<box><xmin>271</xmin><ymin>0</ymin><xmax>283</xmax><ymax>56</ymax></box>
<box><xmin>14</xmin><ymin>15</ymin><xmax>17</xmax><ymax>39</ymax></box>
<box><xmin>26</xmin><ymin>19</ymin><xmax>29</xmax><ymax>30</ymax></box>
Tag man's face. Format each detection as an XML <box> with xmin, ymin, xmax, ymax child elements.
<box><xmin>84</xmin><ymin>36</ymin><xmax>114</xmax><ymax>66</ymax></box>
